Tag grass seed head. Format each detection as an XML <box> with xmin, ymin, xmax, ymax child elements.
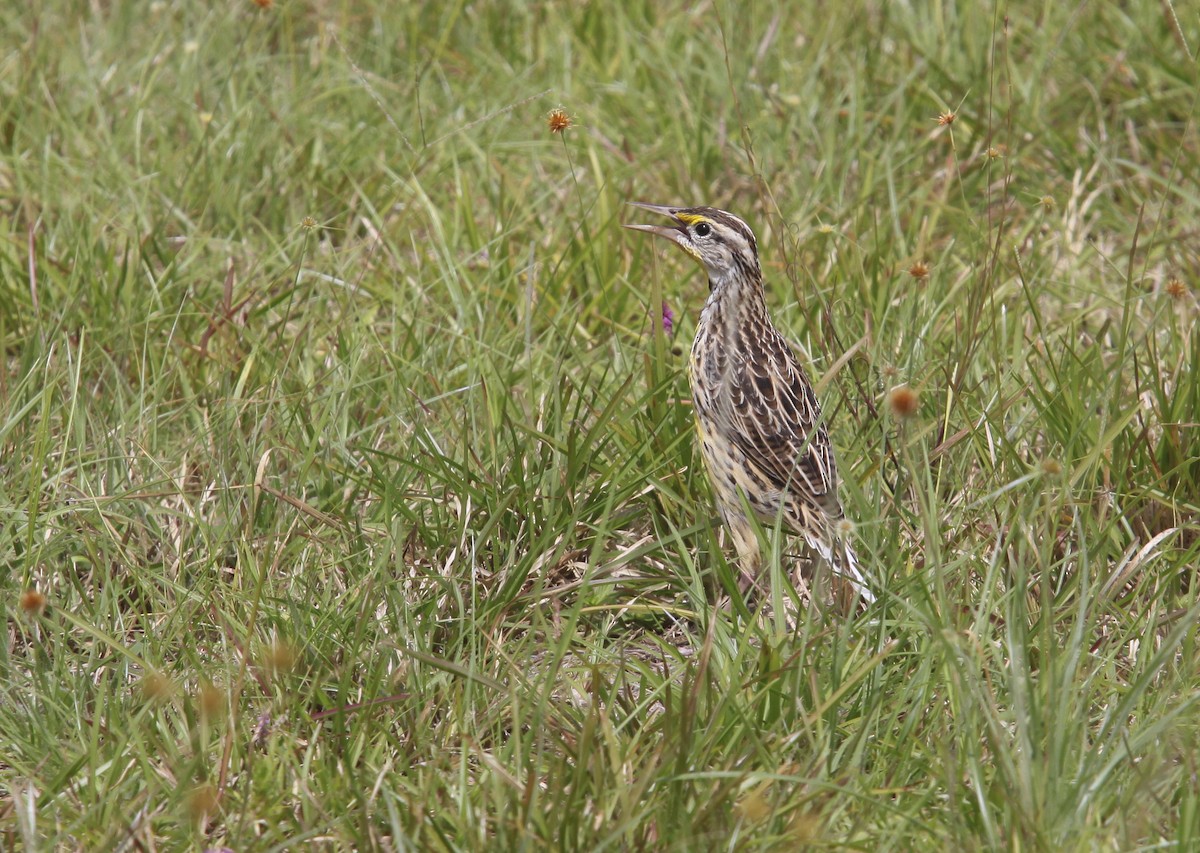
<box><xmin>907</xmin><ymin>260</ymin><xmax>930</xmax><ymax>280</ymax></box>
<box><xmin>735</xmin><ymin>790</ymin><xmax>772</xmax><ymax>823</ymax></box>
<box><xmin>261</xmin><ymin>639</ymin><xmax>299</xmax><ymax>679</ymax></box>
<box><xmin>1040</xmin><ymin>458</ymin><xmax>1063</xmax><ymax>477</ymax></box>
<box><xmin>198</xmin><ymin>682</ymin><xmax>226</xmax><ymax>720</ymax></box>
<box><xmin>547</xmin><ymin>108</ymin><xmax>572</xmax><ymax>134</ymax></box>
<box><xmin>140</xmin><ymin>672</ymin><xmax>176</xmax><ymax>704</ymax></box>
<box><xmin>186</xmin><ymin>784</ymin><xmax>220</xmax><ymax>823</ymax></box>
<box><xmin>887</xmin><ymin>385</ymin><xmax>920</xmax><ymax>419</ymax></box>
<box><xmin>20</xmin><ymin>588</ymin><xmax>47</xmax><ymax>615</ymax></box>
<box><xmin>787</xmin><ymin>810</ymin><xmax>823</xmax><ymax>843</ymax></box>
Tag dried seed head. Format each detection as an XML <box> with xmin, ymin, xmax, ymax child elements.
<box><xmin>1166</xmin><ymin>278</ymin><xmax>1189</xmax><ymax>300</ymax></box>
<box><xmin>787</xmin><ymin>810</ymin><xmax>823</xmax><ymax>843</ymax></box>
<box><xmin>140</xmin><ymin>672</ymin><xmax>176</xmax><ymax>704</ymax></box>
<box><xmin>907</xmin><ymin>260</ymin><xmax>930</xmax><ymax>280</ymax></box>
<box><xmin>935</xmin><ymin>111</ymin><xmax>956</xmax><ymax>126</ymax></box>
<box><xmin>736</xmin><ymin>790</ymin><xmax>772</xmax><ymax>823</ymax></box>
<box><xmin>547</xmin><ymin>108</ymin><xmax>572</xmax><ymax>134</ymax></box>
<box><xmin>198</xmin><ymin>682</ymin><xmax>226</xmax><ymax>720</ymax></box>
<box><xmin>886</xmin><ymin>385</ymin><xmax>920</xmax><ymax>419</ymax></box>
<box><xmin>186</xmin><ymin>784</ymin><xmax>220</xmax><ymax>822</ymax></box>
<box><xmin>261</xmin><ymin>640</ymin><xmax>298</xmax><ymax>678</ymax></box>
<box><xmin>20</xmin><ymin>589</ymin><xmax>46</xmax><ymax>615</ymax></box>
<box><xmin>1039</xmin><ymin>458</ymin><xmax>1063</xmax><ymax>477</ymax></box>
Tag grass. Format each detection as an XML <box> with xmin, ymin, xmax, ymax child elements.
<box><xmin>2</xmin><ymin>0</ymin><xmax>1199</xmax><ymax>849</ymax></box>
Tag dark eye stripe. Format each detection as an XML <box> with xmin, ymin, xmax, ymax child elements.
<box><xmin>702</xmin><ymin>209</ymin><xmax>754</xmax><ymax>248</ymax></box>
<box><xmin>679</xmin><ymin>206</ymin><xmax>757</xmax><ymax>252</ymax></box>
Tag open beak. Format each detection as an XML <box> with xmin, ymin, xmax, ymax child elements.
<box><xmin>622</xmin><ymin>202</ymin><xmax>689</xmax><ymax>246</ymax></box>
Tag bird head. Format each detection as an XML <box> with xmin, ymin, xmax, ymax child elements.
<box><xmin>623</xmin><ymin>203</ymin><xmax>761</xmax><ymax>287</ymax></box>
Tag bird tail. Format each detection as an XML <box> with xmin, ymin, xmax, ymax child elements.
<box><xmin>806</xmin><ymin>534</ymin><xmax>876</xmax><ymax>605</ymax></box>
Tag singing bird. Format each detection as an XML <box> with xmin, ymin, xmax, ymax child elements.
<box><xmin>625</xmin><ymin>203</ymin><xmax>873</xmax><ymax>607</ymax></box>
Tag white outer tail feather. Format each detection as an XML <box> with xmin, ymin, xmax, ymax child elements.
<box><xmin>805</xmin><ymin>534</ymin><xmax>876</xmax><ymax>604</ymax></box>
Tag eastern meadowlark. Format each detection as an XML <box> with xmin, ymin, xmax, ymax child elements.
<box><xmin>625</xmin><ymin>203</ymin><xmax>874</xmax><ymax>607</ymax></box>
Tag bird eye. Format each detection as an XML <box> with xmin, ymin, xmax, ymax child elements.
<box><xmin>694</xmin><ymin>222</ymin><xmax>712</xmax><ymax>237</ymax></box>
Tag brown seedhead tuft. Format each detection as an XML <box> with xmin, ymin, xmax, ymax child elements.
<box><xmin>251</xmin><ymin>0</ymin><xmax>272</xmax><ymax>8</ymax></box>
<box><xmin>886</xmin><ymin>385</ymin><xmax>920</xmax><ymax>419</ymax></box>
<box><xmin>736</xmin><ymin>789</ymin><xmax>772</xmax><ymax>823</ymax></box>
<box><xmin>935</xmin><ymin>111</ymin><xmax>956</xmax><ymax>126</ymax></box>
<box><xmin>1039</xmin><ymin>195</ymin><xmax>1056</xmax><ymax>211</ymax></box>
<box><xmin>262</xmin><ymin>640</ymin><xmax>298</xmax><ymax>679</ymax></box>
<box><xmin>547</xmin><ymin>108</ymin><xmax>572</xmax><ymax>134</ymax></box>
<box><xmin>198</xmin><ymin>682</ymin><xmax>226</xmax><ymax>720</ymax></box>
<box><xmin>187</xmin><ymin>784</ymin><xmax>220</xmax><ymax>823</ymax></box>
<box><xmin>1040</xmin><ymin>458</ymin><xmax>1063</xmax><ymax>477</ymax></box>
<box><xmin>141</xmin><ymin>672</ymin><xmax>176</xmax><ymax>704</ymax></box>
<box><xmin>1166</xmin><ymin>278</ymin><xmax>1189</xmax><ymax>300</ymax></box>
<box><xmin>20</xmin><ymin>589</ymin><xmax>47</xmax><ymax>615</ymax></box>
<box><xmin>787</xmin><ymin>810</ymin><xmax>823</xmax><ymax>843</ymax></box>
<box><xmin>907</xmin><ymin>260</ymin><xmax>930</xmax><ymax>280</ymax></box>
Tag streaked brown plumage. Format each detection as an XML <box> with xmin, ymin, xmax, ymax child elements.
<box><xmin>624</xmin><ymin>203</ymin><xmax>873</xmax><ymax>606</ymax></box>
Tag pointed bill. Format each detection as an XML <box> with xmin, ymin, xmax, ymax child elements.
<box><xmin>626</xmin><ymin>202</ymin><xmax>680</xmax><ymax>217</ymax></box>
<box><xmin>622</xmin><ymin>202</ymin><xmax>688</xmax><ymax>244</ymax></box>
